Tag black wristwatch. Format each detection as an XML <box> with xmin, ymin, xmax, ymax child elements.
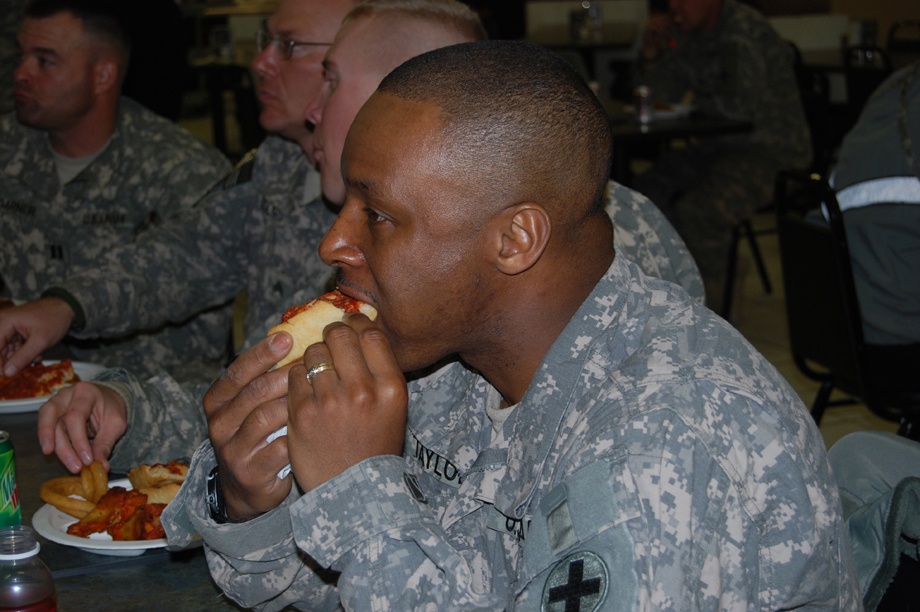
<box><xmin>206</xmin><ymin>466</ymin><xmax>246</xmax><ymax>524</ymax></box>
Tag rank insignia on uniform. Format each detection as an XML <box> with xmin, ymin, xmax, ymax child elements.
<box><xmin>403</xmin><ymin>472</ymin><xmax>428</xmax><ymax>504</ymax></box>
<box><xmin>542</xmin><ymin>551</ymin><xmax>608</xmax><ymax>612</ymax></box>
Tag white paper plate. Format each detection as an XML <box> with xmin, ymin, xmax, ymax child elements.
<box><xmin>31</xmin><ymin>478</ymin><xmax>167</xmax><ymax>557</ymax></box>
<box><xmin>0</xmin><ymin>361</ymin><xmax>107</xmax><ymax>414</ymax></box>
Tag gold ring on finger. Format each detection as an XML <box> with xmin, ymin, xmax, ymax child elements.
<box><xmin>305</xmin><ymin>362</ymin><xmax>335</xmax><ymax>383</ymax></box>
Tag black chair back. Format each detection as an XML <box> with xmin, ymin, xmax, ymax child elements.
<box><xmin>775</xmin><ymin>171</ymin><xmax>920</xmax><ymax>432</ymax></box>
<box><xmin>776</xmin><ymin>172</ymin><xmax>865</xmax><ymax>417</ymax></box>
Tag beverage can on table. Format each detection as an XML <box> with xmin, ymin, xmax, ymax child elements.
<box><xmin>0</xmin><ymin>431</ymin><xmax>21</xmax><ymax>528</ymax></box>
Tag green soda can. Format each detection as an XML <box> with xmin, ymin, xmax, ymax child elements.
<box><xmin>0</xmin><ymin>431</ymin><xmax>21</xmax><ymax>527</ymax></box>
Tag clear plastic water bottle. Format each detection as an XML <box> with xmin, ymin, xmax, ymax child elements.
<box><xmin>0</xmin><ymin>526</ymin><xmax>56</xmax><ymax>612</ymax></box>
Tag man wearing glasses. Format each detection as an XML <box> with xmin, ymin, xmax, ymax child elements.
<box><xmin>0</xmin><ymin>0</ymin><xmax>354</xmax><ymax>399</ymax></box>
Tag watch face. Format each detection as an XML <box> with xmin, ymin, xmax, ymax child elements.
<box><xmin>206</xmin><ymin>465</ymin><xmax>226</xmax><ymax>523</ymax></box>
<box><xmin>206</xmin><ymin>466</ymin><xmax>246</xmax><ymax>524</ymax></box>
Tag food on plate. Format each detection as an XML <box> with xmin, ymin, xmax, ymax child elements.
<box><xmin>116</xmin><ymin>502</ymin><xmax>167</xmax><ymax>541</ymax></box>
<box><xmin>128</xmin><ymin>460</ymin><xmax>189</xmax><ymax>489</ymax></box>
<box><xmin>81</xmin><ymin>459</ymin><xmax>109</xmax><ymax>502</ymax></box>
<box><xmin>40</xmin><ymin>460</ymin><xmax>187</xmax><ymax>540</ymax></box>
<box><xmin>66</xmin><ymin>487</ymin><xmax>151</xmax><ymax>539</ymax></box>
<box><xmin>0</xmin><ymin>359</ymin><xmax>80</xmax><ymax>400</ymax></box>
<box><xmin>66</xmin><ymin>487</ymin><xmax>169</xmax><ymax>541</ymax></box>
<box><xmin>39</xmin><ymin>461</ymin><xmax>108</xmax><ymax>518</ymax></box>
<box><xmin>268</xmin><ymin>290</ymin><xmax>377</xmax><ymax>368</ymax></box>
<box><xmin>139</xmin><ymin>483</ymin><xmax>181</xmax><ymax>504</ymax></box>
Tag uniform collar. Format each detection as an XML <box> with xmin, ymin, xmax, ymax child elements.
<box><xmin>405</xmin><ymin>256</ymin><xmax>648</xmax><ymax>518</ymax></box>
<box><xmin>495</xmin><ymin>255</ymin><xmax>641</xmax><ymax>517</ymax></box>
<box><xmin>31</xmin><ymin>100</ymin><xmax>130</xmax><ymax>195</ymax></box>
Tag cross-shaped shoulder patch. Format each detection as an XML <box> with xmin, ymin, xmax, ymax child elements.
<box><xmin>542</xmin><ymin>551</ymin><xmax>608</xmax><ymax>612</ymax></box>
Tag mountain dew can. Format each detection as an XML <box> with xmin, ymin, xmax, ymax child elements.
<box><xmin>0</xmin><ymin>431</ymin><xmax>21</xmax><ymax>527</ymax></box>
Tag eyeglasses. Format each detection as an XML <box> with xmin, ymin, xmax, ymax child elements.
<box><xmin>255</xmin><ymin>25</ymin><xmax>332</xmax><ymax>61</ymax></box>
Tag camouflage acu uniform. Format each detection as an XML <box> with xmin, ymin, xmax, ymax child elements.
<box><xmin>0</xmin><ymin>97</ymin><xmax>231</xmax><ymax>381</ymax></box>
<box><xmin>162</xmin><ymin>255</ymin><xmax>859</xmax><ymax>610</ymax></box>
<box><xmin>632</xmin><ymin>0</ymin><xmax>812</xmax><ymax>306</ymax></box>
<box><xmin>49</xmin><ymin>135</ymin><xmax>337</xmax><ymax>361</ymax></box>
<box><xmin>606</xmin><ymin>179</ymin><xmax>703</xmax><ymax>304</ymax></box>
<box><xmin>71</xmin><ymin>136</ymin><xmax>331</xmax><ymax>469</ymax></box>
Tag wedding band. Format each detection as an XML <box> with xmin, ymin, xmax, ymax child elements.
<box><xmin>305</xmin><ymin>362</ymin><xmax>335</xmax><ymax>383</ymax></box>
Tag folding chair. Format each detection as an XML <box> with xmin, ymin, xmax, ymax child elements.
<box><xmin>775</xmin><ymin>171</ymin><xmax>920</xmax><ymax>436</ymax></box>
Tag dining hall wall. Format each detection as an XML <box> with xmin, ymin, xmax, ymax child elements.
<box><xmin>727</xmin><ymin>1</ymin><xmax>915</xmax><ymax>46</ymax></box>
<box><xmin>831</xmin><ymin>0</ymin><xmax>919</xmax><ymax>47</ymax></box>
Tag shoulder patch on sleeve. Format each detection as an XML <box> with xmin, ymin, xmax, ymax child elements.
<box><xmin>542</xmin><ymin>551</ymin><xmax>608</xmax><ymax>612</ymax></box>
<box><xmin>522</xmin><ymin>459</ymin><xmax>640</xmax><ymax>611</ymax></box>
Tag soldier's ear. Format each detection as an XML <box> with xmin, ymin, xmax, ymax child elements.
<box><xmin>93</xmin><ymin>58</ymin><xmax>118</xmax><ymax>96</ymax></box>
<box><xmin>491</xmin><ymin>203</ymin><xmax>551</xmax><ymax>276</ymax></box>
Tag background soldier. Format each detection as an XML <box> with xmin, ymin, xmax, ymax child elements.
<box><xmin>632</xmin><ymin>0</ymin><xmax>811</xmax><ymax>308</ymax></box>
<box><xmin>0</xmin><ymin>0</ymin><xmax>231</xmax><ymax>382</ymax></box>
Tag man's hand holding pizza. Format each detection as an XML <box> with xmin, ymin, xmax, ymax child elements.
<box><xmin>286</xmin><ymin>312</ymin><xmax>408</xmax><ymax>493</ymax></box>
<box><xmin>204</xmin><ymin>332</ymin><xmax>295</xmax><ymax>522</ymax></box>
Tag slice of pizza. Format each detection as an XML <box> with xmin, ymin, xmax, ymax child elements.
<box><xmin>268</xmin><ymin>290</ymin><xmax>377</xmax><ymax>368</ymax></box>
<box><xmin>0</xmin><ymin>359</ymin><xmax>80</xmax><ymax>400</ymax></box>
<box><xmin>127</xmin><ymin>460</ymin><xmax>189</xmax><ymax>490</ymax></box>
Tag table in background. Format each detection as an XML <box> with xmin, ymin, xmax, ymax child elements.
<box><xmin>603</xmin><ymin>99</ymin><xmax>753</xmax><ymax>185</ymax></box>
<box><xmin>4</xmin><ymin>412</ymin><xmax>241</xmax><ymax>610</ymax></box>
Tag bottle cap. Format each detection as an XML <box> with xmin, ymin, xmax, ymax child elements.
<box><xmin>0</xmin><ymin>525</ymin><xmax>40</xmax><ymax>560</ymax></box>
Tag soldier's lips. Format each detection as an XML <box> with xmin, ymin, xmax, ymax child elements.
<box><xmin>258</xmin><ymin>88</ymin><xmax>278</xmax><ymax>105</ymax></box>
<box><xmin>336</xmin><ymin>283</ymin><xmax>378</xmax><ymax>317</ymax></box>
<box><xmin>13</xmin><ymin>90</ymin><xmax>33</xmax><ymax>105</ymax></box>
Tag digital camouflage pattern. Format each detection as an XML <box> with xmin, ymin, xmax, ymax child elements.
<box><xmin>51</xmin><ymin>135</ymin><xmax>337</xmax><ymax>354</ymax></box>
<box><xmin>633</xmin><ymin>0</ymin><xmax>812</xmax><ymax>305</ymax></box>
<box><xmin>0</xmin><ymin>97</ymin><xmax>231</xmax><ymax>381</ymax></box>
<box><xmin>605</xmin><ymin>179</ymin><xmax>703</xmax><ymax>304</ymax></box>
<box><xmin>162</xmin><ymin>255</ymin><xmax>859</xmax><ymax>610</ymax></box>
<box><xmin>79</xmin><ymin>135</ymin><xmax>330</xmax><ymax>470</ymax></box>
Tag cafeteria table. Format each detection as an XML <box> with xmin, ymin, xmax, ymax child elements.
<box><xmin>604</xmin><ymin>99</ymin><xmax>754</xmax><ymax>185</ymax></box>
<box><xmin>4</xmin><ymin>411</ymin><xmax>242</xmax><ymax>611</ymax></box>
